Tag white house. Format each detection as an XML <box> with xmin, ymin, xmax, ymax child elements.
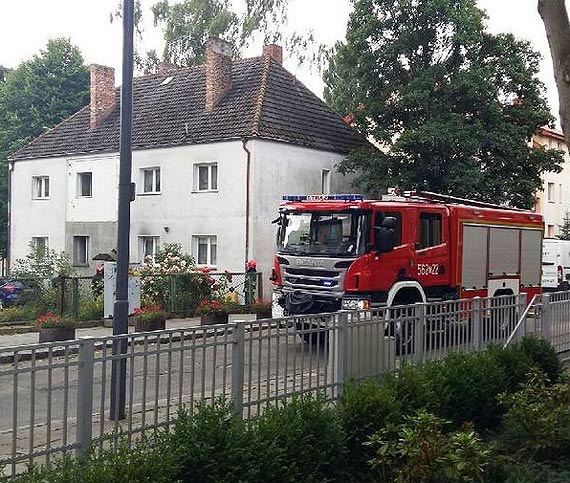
<box><xmin>8</xmin><ymin>40</ymin><xmax>368</xmax><ymax>295</ymax></box>
<box><xmin>533</xmin><ymin>127</ymin><xmax>570</xmax><ymax>237</ymax></box>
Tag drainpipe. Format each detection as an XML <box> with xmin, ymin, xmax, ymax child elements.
<box><xmin>6</xmin><ymin>161</ymin><xmax>13</xmax><ymax>275</ymax></box>
<box><xmin>242</xmin><ymin>138</ymin><xmax>251</xmax><ymax>269</ymax></box>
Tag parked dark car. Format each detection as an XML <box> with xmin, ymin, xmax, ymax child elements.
<box><xmin>0</xmin><ymin>279</ymin><xmax>33</xmax><ymax>308</ymax></box>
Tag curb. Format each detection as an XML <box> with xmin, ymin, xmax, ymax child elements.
<box><xmin>0</xmin><ymin>326</ymin><xmax>233</xmax><ymax>365</ymax></box>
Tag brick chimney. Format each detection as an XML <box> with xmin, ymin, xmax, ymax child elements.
<box><xmin>263</xmin><ymin>44</ymin><xmax>283</xmax><ymax>65</ymax></box>
<box><xmin>90</xmin><ymin>64</ymin><xmax>115</xmax><ymax>129</ymax></box>
<box><xmin>205</xmin><ymin>38</ymin><xmax>233</xmax><ymax>111</ymax></box>
<box><xmin>158</xmin><ymin>61</ymin><xmax>179</xmax><ymax>76</ymax></box>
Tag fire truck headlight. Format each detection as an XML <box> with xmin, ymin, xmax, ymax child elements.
<box><xmin>342</xmin><ymin>298</ymin><xmax>370</xmax><ymax>310</ymax></box>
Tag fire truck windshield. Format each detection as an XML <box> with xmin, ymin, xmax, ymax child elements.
<box><xmin>278</xmin><ymin>211</ymin><xmax>369</xmax><ymax>257</ymax></box>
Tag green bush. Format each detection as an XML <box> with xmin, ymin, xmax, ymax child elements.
<box><xmin>77</xmin><ymin>297</ymin><xmax>103</xmax><ymax>321</ymax></box>
<box><xmin>487</xmin><ymin>337</ymin><xmax>562</xmax><ymax>392</ymax></box>
<box><xmin>488</xmin><ymin>460</ymin><xmax>570</xmax><ymax>483</ymax></box>
<box><xmin>0</xmin><ymin>305</ymin><xmax>38</xmax><ymax>324</ymax></box>
<box><xmin>171</xmin><ymin>400</ymin><xmax>253</xmax><ymax>483</ymax></box>
<box><xmin>381</xmin><ymin>352</ymin><xmax>508</xmax><ymax>430</ymax></box>
<box><xmin>367</xmin><ymin>410</ymin><xmax>491</xmax><ymax>483</ymax></box>
<box><xmin>497</xmin><ymin>371</ymin><xmax>570</xmax><ymax>463</ymax></box>
<box><xmin>251</xmin><ymin>394</ymin><xmax>346</xmax><ymax>483</ymax></box>
<box><xmin>337</xmin><ymin>379</ymin><xmax>401</xmax><ymax>475</ymax></box>
<box><xmin>9</xmin><ymin>434</ymin><xmax>178</xmax><ymax>483</ymax></box>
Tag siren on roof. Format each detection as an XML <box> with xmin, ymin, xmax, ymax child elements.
<box><xmin>282</xmin><ymin>194</ymin><xmax>364</xmax><ymax>202</ymax></box>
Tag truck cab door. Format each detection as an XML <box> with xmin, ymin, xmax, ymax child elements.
<box><xmin>413</xmin><ymin>209</ymin><xmax>450</xmax><ymax>286</ymax></box>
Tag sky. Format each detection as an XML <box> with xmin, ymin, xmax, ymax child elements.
<box><xmin>0</xmin><ymin>0</ymin><xmax>564</xmax><ymax>125</ymax></box>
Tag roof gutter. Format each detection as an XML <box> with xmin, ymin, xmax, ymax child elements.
<box><xmin>242</xmin><ymin>138</ymin><xmax>251</xmax><ymax>269</ymax></box>
<box><xmin>6</xmin><ymin>161</ymin><xmax>13</xmax><ymax>274</ymax></box>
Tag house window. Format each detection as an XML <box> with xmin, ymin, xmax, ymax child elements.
<box><xmin>142</xmin><ymin>167</ymin><xmax>161</xmax><ymax>194</ymax></box>
<box><xmin>419</xmin><ymin>213</ymin><xmax>442</xmax><ymax>249</ymax></box>
<box><xmin>32</xmin><ymin>176</ymin><xmax>50</xmax><ymax>199</ymax></box>
<box><xmin>193</xmin><ymin>163</ymin><xmax>218</xmax><ymax>191</ymax></box>
<box><xmin>73</xmin><ymin>236</ymin><xmax>89</xmax><ymax>266</ymax></box>
<box><xmin>193</xmin><ymin>235</ymin><xmax>217</xmax><ymax>267</ymax></box>
<box><xmin>547</xmin><ymin>225</ymin><xmax>555</xmax><ymax>238</ymax></box>
<box><xmin>77</xmin><ymin>172</ymin><xmax>92</xmax><ymax>197</ymax></box>
<box><xmin>560</xmin><ymin>184</ymin><xmax>563</xmax><ymax>204</ymax></box>
<box><xmin>139</xmin><ymin>236</ymin><xmax>159</xmax><ymax>262</ymax></box>
<box><xmin>31</xmin><ymin>237</ymin><xmax>48</xmax><ymax>257</ymax></box>
<box><xmin>321</xmin><ymin>169</ymin><xmax>331</xmax><ymax>194</ymax></box>
<box><xmin>547</xmin><ymin>182</ymin><xmax>555</xmax><ymax>202</ymax></box>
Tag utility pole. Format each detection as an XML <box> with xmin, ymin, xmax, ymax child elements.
<box><xmin>110</xmin><ymin>0</ymin><xmax>135</xmax><ymax>421</ymax></box>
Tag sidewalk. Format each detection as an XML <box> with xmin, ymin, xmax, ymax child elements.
<box><xmin>0</xmin><ymin>317</ymin><xmax>202</xmax><ymax>350</ymax></box>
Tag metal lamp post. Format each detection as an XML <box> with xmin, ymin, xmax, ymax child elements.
<box><xmin>110</xmin><ymin>0</ymin><xmax>135</xmax><ymax>421</ymax></box>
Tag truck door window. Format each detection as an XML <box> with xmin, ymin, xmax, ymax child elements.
<box><xmin>419</xmin><ymin>213</ymin><xmax>442</xmax><ymax>248</ymax></box>
<box><xmin>375</xmin><ymin>212</ymin><xmax>402</xmax><ymax>246</ymax></box>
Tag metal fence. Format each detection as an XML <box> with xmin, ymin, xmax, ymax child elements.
<box><xmin>0</xmin><ymin>272</ymin><xmax>263</xmax><ymax>322</ymax></box>
<box><xmin>0</xmin><ymin>292</ymin><xmax>569</xmax><ymax>475</ymax></box>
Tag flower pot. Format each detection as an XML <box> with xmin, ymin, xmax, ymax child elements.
<box><xmin>200</xmin><ymin>313</ymin><xmax>229</xmax><ymax>325</ymax></box>
<box><xmin>134</xmin><ymin>318</ymin><xmax>166</xmax><ymax>332</ymax></box>
<box><xmin>39</xmin><ymin>327</ymin><xmax>76</xmax><ymax>343</ymax></box>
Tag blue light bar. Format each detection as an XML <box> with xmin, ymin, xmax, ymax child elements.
<box><xmin>282</xmin><ymin>194</ymin><xmax>364</xmax><ymax>202</ymax></box>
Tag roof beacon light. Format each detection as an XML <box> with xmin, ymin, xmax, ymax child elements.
<box><xmin>282</xmin><ymin>194</ymin><xmax>364</xmax><ymax>202</ymax></box>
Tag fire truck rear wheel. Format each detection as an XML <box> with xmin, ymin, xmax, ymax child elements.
<box><xmin>486</xmin><ymin>291</ymin><xmax>516</xmax><ymax>340</ymax></box>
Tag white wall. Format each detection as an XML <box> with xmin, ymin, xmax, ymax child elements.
<box><xmin>130</xmin><ymin>141</ymin><xmax>246</xmax><ymax>271</ymax></box>
<box><xmin>10</xmin><ymin>139</ymin><xmax>357</xmax><ymax>286</ymax></box>
<box><xmin>248</xmin><ymin>139</ymin><xmax>356</xmax><ymax>297</ymax></box>
<box><xmin>10</xmin><ymin>156</ymin><xmax>67</xmax><ymax>263</ymax></box>
<box><xmin>66</xmin><ymin>155</ymin><xmax>118</xmax><ymax>222</ymax></box>
<box><xmin>535</xmin><ymin>133</ymin><xmax>570</xmax><ymax>237</ymax></box>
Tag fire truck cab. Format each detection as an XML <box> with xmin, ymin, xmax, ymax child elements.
<box><xmin>271</xmin><ymin>192</ymin><xmax>543</xmax><ymax>316</ymax></box>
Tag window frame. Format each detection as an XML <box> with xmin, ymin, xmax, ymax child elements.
<box><xmin>418</xmin><ymin>212</ymin><xmax>443</xmax><ymax>249</ymax></box>
<box><xmin>32</xmin><ymin>176</ymin><xmax>50</xmax><ymax>200</ymax></box>
<box><xmin>193</xmin><ymin>162</ymin><xmax>218</xmax><ymax>192</ymax></box>
<box><xmin>139</xmin><ymin>236</ymin><xmax>160</xmax><ymax>262</ymax></box>
<box><xmin>31</xmin><ymin>236</ymin><xmax>49</xmax><ymax>257</ymax></box>
<box><xmin>72</xmin><ymin>235</ymin><xmax>89</xmax><ymax>267</ymax></box>
<box><xmin>140</xmin><ymin>167</ymin><xmax>161</xmax><ymax>195</ymax></box>
<box><xmin>192</xmin><ymin>235</ymin><xmax>218</xmax><ymax>268</ymax></box>
<box><xmin>547</xmin><ymin>182</ymin><xmax>555</xmax><ymax>203</ymax></box>
<box><xmin>321</xmin><ymin>169</ymin><xmax>331</xmax><ymax>195</ymax></box>
<box><xmin>77</xmin><ymin>172</ymin><xmax>93</xmax><ymax>198</ymax></box>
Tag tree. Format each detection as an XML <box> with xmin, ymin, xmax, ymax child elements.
<box><xmin>560</xmin><ymin>211</ymin><xmax>570</xmax><ymax>240</ymax></box>
<box><xmin>0</xmin><ymin>39</ymin><xmax>89</xmax><ymax>256</ymax></box>
<box><xmin>538</xmin><ymin>0</ymin><xmax>570</xmax><ymax>150</ymax></box>
<box><xmin>115</xmin><ymin>0</ymin><xmax>318</xmax><ymax>73</ymax></box>
<box><xmin>324</xmin><ymin>0</ymin><xmax>563</xmax><ymax>208</ymax></box>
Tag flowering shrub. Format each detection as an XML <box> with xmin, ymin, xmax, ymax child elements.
<box><xmin>35</xmin><ymin>312</ymin><xmax>75</xmax><ymax>329</ymax></box>
<box><xmin>195</xmin><ymin>300</ymin><xmax>227</xmax><ymax>316</ymax></box>
<box><xmin>139</xmin><ymin>244</ymin><xmax>228</xmax><ymax>313</ymax></box>
<box><xmin>133</xmin><ymin>305</ymin><xmax>168</xmax><ymax>324</ymax></box>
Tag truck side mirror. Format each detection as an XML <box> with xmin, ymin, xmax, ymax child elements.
<box><xmin>374</xmin><ymin>228</ymin><xmax>395</xmax><ymax>253</ymax></box>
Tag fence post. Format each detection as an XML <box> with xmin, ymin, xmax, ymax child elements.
<box><xmin>76</xmin><ymin>338</ymin><xmax>95</xmax><ymax>458</ymax></box>
<box><xmin>231</xmin><ymin>322</ymin><xmax>245</xmax><ymax>418</ymax></box>
<box><xmin>541</xmin><ymin>293</ymin><xmax>552</xmax><ymax>342</ymax></box>
<box><xmin>517</xmin><ymin>293</ymin><xmax>527</xmax><ymax>341</ymax></box>
<box><xmin>414</xmin><ymin>302</ymin><xmax>425</xmax><ymax>363</ymax></box>
<box><xmin>71</xmin><ymin>278</ymin><xmax>80</xmax><ymax>319</ymax></box>
<box><xmin>472</xmin><ymin>297</ymin><xmax>482</xmax><ymax>351</ymax></box>
<box><xmin>336</xmin><ymin>311</ymin><xmax>349</xmax><ymax>397</ymax></box>
<box><xmin>169</xmin><ymin>275</ymin><xmax>176</xmax><ymax>314</ymax></box>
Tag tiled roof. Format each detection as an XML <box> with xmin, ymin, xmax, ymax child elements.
<box><xmin>10</xmin><ymin>57</ymin><xmax>368</xmax><ymax>161</ymax></box>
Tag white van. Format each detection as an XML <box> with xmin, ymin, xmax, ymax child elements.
<box><xmin>542</xmin><ymin>238</ymin><xmax>570</xmax><ymax>291</ymax></box>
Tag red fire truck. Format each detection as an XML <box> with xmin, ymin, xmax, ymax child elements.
<box><xmin>271</xmin><ymin>192</ymin><xmax>543</xmax><ymax>317</ymax></box>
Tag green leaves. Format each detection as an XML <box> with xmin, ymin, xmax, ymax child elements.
<box><xmin>325</xmin><ymin>0</ymin><xmax>563</xmax><ymax>208</ymax></box>
<box><xmin>0</xmin><ymin>39</ymin><xmax>89</xmax><ymax>255</ymax></box>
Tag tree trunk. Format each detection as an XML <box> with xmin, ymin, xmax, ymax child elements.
<box><xmin>538</xmin><ymin>0</ymin><xmax>570</xmax><ymax>148</ymax></box>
